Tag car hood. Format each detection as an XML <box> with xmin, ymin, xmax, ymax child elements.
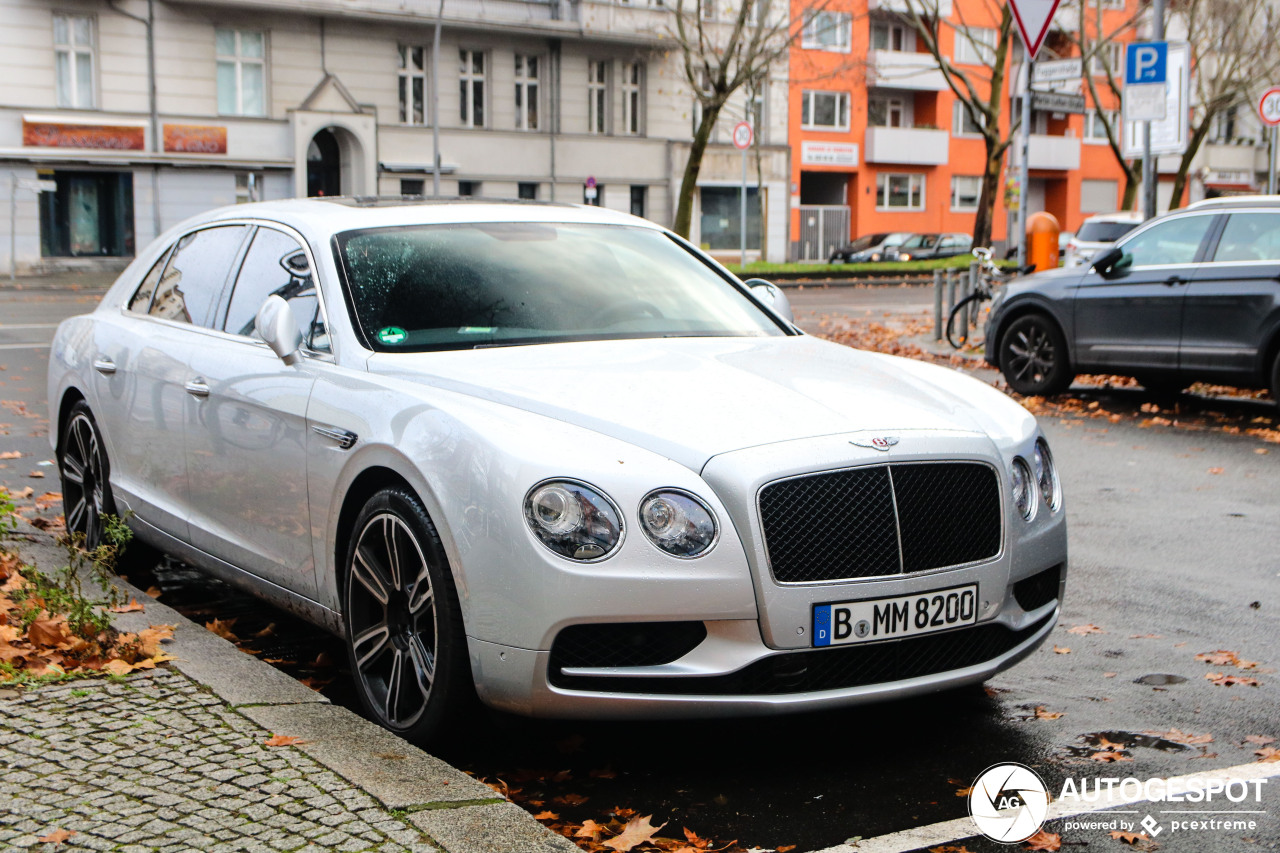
<box><xmin>366</xmin><ymin>336</ymin><xmax>1033</xmax><ymax>471</ymax></box>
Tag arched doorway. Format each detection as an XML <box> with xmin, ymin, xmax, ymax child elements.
<box><xmin>307</xmin><ymin>129</ymin><xmax>341</xmax><ymax>197</ymax></box>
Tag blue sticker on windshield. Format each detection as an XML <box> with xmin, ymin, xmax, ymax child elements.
<box><xmin>377</xmin><ymin>326</ymin><xmax>407</xmax><ymax>345</ymax></box>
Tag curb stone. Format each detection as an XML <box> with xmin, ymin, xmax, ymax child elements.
<box><xmin>7</xmin><ymin>523</ymin><xmax>571</xmax><ymax>853</ymax></box>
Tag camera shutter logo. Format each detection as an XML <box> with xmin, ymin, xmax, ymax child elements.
<box><xmin>968</xmin><ymin>763</ymin><xmax>1051</xmax><ymax>842</ymax></box>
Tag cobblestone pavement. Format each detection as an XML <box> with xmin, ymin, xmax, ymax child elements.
<box><xmin>0</xmin><ymin>669</ymin><xmax>438</xmax><ymax>852</ymax></box>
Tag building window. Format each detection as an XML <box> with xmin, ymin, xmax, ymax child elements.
<box><xmin>39</xmin><ymin>171</ymin><xmax>134</xmax><ymax>258</ymax></box>
<box><xmin>876</xmin><ymin>173</ymin><xmax>925</xmax><ymax>210</ymax></box>
<box><xmin>399</xmin><ymin>46</ymin><xmax>427</xmax><ymax>125</ymax></box>
<box><xmin>621</xmin><ymin>62</ymin><xmax>643</xmax><ymax>135</ymax></box>
<box><xmin>952</xmin><ymin>101</ymin><xmax>984</xmax><ymax>136</ymax></box>
<box><xmin>236</xmin><ymin>173</ymin><xmax>262</xmax><ymax>203</ymax></box>
<box><xmin>951</xmin><ymin>176</ymin><xmax>981</xmax><ymax>211</ymax></box>
<box><xmin>1081</xmin><ymin>179</ymin><xmax>1119</xmax><ymax>213</ymax></box>
<box><xmin>630</xmin><ymin>185</ymin><xmax>647</xmax><ymax>218</ymax></box>
<box><xmin>514</xmin><ymin>54</ymin><xmax>540</xmax><ymax>131</ymax></box>
<box><xmin>699</xmin><ymin>187</ymin><xmax>761</xmax><ymax>250</ymax></box>
<box><xmin>1208</xmin><ymin>106</ymin><xmax>1238</xmax><ymax>144</ymax></box>
<box><xmin>954</xmin><ymin>27</ymin><xmax>996</xmax><ymax>66</ymax></box>
<box><xmin>802</xmin><ymin>11</ymin><xmax>852</xmax><ymax>53</ymax></box>
<box><xmin>518</xmin><ymin>182</ymin><xmax>538</xmax><ymax>200</ymax></box>
<box><xmin>1090</xmin><ymin>43</ymin><xmax>1123</xmax><ymax>77</ymax></box>
<box><xmin>870</xmin><ymin>20</ymin><xmax>909</xmax><ymax>51</ymax></box>
<box><xmin>588</xmin><ymin>60</ymin><xmax>609</xmax><ymax>134</ymax></box>
<box><xmin>868</xmin><ymin>95</ymin><xmax>907</xmax><ymax>128</ymax></box>
<box><xmin>457</xmin><ymin>180</ymin><xmax>479</xmax><ymax>197</ymax></box>
<box><xmin>801</xmin><ymin>90</ymin><xmax>850</xmax><ymax>131</ymax></box>
<box><xmin>53</xmin><ymin>14</ymin><xmax>95</xmax><ymax>109</ymax></box>
<box><xmin>216</xmin><ymin>28</ymin><xmax>266</xmax><ymax>116</ymax></box>
<box><xmin>400</xmin><ymin>178</ymin><xmax>425</xmax><ymax>196</ymax></box>
<box><xmin>1084</xmin><ymin>109</ymin><xmax>1118</xmax><ymax>143</ymax></box>
<box><xmin>459</xmin><ymin>49</ymin><xmax>485</xmax><ymax>128</ymax></box>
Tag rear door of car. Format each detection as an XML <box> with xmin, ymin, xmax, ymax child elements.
<box><xmin>182</xmin><ymin>223</ymin><xmax>327</xmax><ymax>595</ymax></box>
<box><xmin>1070</xmin><ymin>212</ymin><xmax>1220</xmax><ymax>373</ymax></box>
<box><xmin>1179</xmin><ymin>210</ymin><xmax>1280</xmax><ymax>382</ymax></box>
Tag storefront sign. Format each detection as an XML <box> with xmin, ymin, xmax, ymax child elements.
<box><xmin>1204</xmin><ymin>169</ymin><xmax>1256</xmax><ymax>188</ymax></box>
<box><xmin>22</xmin><ymin>120</ymin><xmax>144</xmax><ymax>151</ymax></box>
<box><xmin>801</xmin><ymin>141</ymin><xmax>859</xmax><ymax>167</ymax></box>
<box><xmin>163</xmin><ymin>124</ymin><xmax>228</xmax><ymax>154</ymax></box>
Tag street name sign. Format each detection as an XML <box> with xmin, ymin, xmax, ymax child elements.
<box><xmin>1031</xmin><ymin>90</ymin><xmax>1086</xmax><ymax>114</ymax></box>
<box><xmin>1008</xmin><ymin>0</ymin><xmax>1062</xmax><ymax>60</ymax></box>
<box><xmin>1033</xmin><ymin>58</ymin><xmax>1083</xmax><ymax>83</ymax></box>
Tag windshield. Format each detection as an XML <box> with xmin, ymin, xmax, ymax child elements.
<box><xmin>849</xmin><ymin>233</ymin><xmax>891</xmax><ymax>251</ymax></box>
<box><xmin>900</xmin><ymin>234</ymin><xmax>937</xmax><ymax>249</ymax></box>
<box><xmin>1076</xmin><ymin>221</ymin><xmax>1140</xmax><ymax>243</ymax></box>
<box><xmin>334</xmin><ymin>222</ymin><xmax>786</xmax><ymax>352</ymax></box>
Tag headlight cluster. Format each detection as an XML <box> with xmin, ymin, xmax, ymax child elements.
<box><xmin>524</xmin><ymin>480</ymin><xmax>718</xmax><ymax>562</ymax></box>
<box><xmin>1010</xmin><ymin>438</ymin><xmax>1062</xmax><ymax>520</ymax></box>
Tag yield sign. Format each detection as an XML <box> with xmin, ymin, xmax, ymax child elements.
<box><xmin>1008</xmin><ymin>0</ymin><xmax>1062</xmax><ymax>60</ymax></box>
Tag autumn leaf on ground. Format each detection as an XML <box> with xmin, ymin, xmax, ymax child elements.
<box><xmin>553</xmin><ymin>793</ymin><xmax>589</xmax><ymax>807</ymax></box>
<box><xmin>263</xmin><ymin>734</ymin><xmax>309</xmax><ymax>746</ymax></box>
<box><xmin>36</xmin><ymin>828</ymin><xmax>76</xmax><ymax>846</ymax></box>
<box><xmin>1244</xmin><ymin>735</ymin><xmax>1276</xmax><ymax>746</ymax></box>
<box><xmin>144</xmin><ymin>586</ymin><xmax>163</xmax><ymax>599</ymax></box>
<box><xmin>1033</xmin><ymin>705</ymin><xmax>1065</xmax><ymax>720</ymax></box>
<box><xmin>0</xmin><ymin>451</ymin><xmax>21</xmax><ymax>459</ymax></box>
<box><xmin>1110</xmin><ymin>830</ymin><xmax>1159</xmax><ymax>850</ymax></box>
<box><xmin>1255</xmin><ymin>748</ymin><xmax>1280</xmax><ymax>763</ymax></box>
<box><xmin>1196</xmin><ymin>650</ymin><xmax>1259</xmax><ymax>668</ymax></box>
<box><xmin>575</xmin><ymin>820</ymin><xmax>605</xmax><ymax>841</ymax></box>
<box><xmin>1095</xmin><ymin>736</ymin><xmax>1128</xmax><ymax>751</ymax></box>
<box><xmin>1053</xmin><ymin>645</ymin><xmax>1071</xmax><ymax>654</ymax></box>
<box><xmin>1091</xmin><ymin>750</ymin><xmax>1134</xmax><ymax>762</ymax></box>
<box><xmin>532</xmin><ymin>810</ymin><xmax>560</xmax><ymax>820</ymax></box>
<box><xmin>205</xmin><ymin>618</ymin><xmax>239</xmax><ymax>642</ymax></box>
<box><xmin>13</xmin><ymin>486</ymin><xmax>33</xmax><ymax>499</ymax></box>
<box><xmin>1104</xmin><ymin>672</ymin><xmax>1118</xmax><ymax>678</ymax></box>
<box><xmin>1145</xmin><ymin>729</ymin><xmax>1213</xmax><ymax>745</ymax></box>
<box><xmin>109</xmin><ymin>598</ymin><xmax>144</xmax><ymax>613</ymax></box>
<box><xmin>1067</xmin><ymin>623</ymin><xmax>1105</xmax><ymax>635</ymax></box>
<box><xmin>28</xmin><ymin>618</ymin><xmax>71</xmax><ymax>648</ymax></box>
<box><xmin>603</xmin><ymin>815</ymin><xmax>667</xmax><ymax>852</ymax></box>
<box><xmin>28</xmin><ymin>470</ymin><xmax>44</xmax><ymax>479</ymax></box>
<box><xmin>776</xmin><ymin>846</ymin><xmax>797</xmax><ymax>853</ymax></box>
<box><xmin>1205</xmin><ymin>672</ymin><xmax>1261</xmax><ymax>687</ymax></box>
<box><xmin>1023</xmin><ymin>829</ymin><xmax>1061</xmax><ymax>851</ymax></box>
<box><xmin>682</xmin><ymin>826</ymin><xmax>713</xmax><ymax>849</ymax></box>
<box><xmin>101</xmin><ymin>659</ymin><xmax>135</xmax><ymax>676</ymax></box>
<box><xmin>253</xmin><ymin>622</ymin><xmax>277</xmax><ymax>638</ymax></box>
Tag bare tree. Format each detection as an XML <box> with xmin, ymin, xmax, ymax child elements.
<box><xmin>900</xmin><ymin>0</ymin><xmax>1016</xmax><ymax>249</ymax></box>
<box><xmin>1165</xmin><ymin>0</ymin><xmax>1280</xmax><ymax>208</ymax></box>
<box><xmin>1060</xmin><ymin>2</ymin><xmax>1142</xmax><ymax>209</ymax></box>
<box><xmin>670</xmin><ymin>0</ymin><xmax>799</xmax><ymax>238</ymax></box>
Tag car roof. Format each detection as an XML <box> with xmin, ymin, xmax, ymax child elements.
<box><xmin>1184</xmin><ymin>194</ymin><xmax>1280</xmax><ymax>210</ymax></box>
<box><xmin>193</xmin><ymin>197</ymin><xmax>659</xmax><ymax>234</ymax></box>
<box><xmin>1081</xmin><ymin>211</ymin><xmax>1145</xmax><ymax>223</ymax></box>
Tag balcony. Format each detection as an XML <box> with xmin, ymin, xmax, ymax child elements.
<box><xmin>1203</xmin><ymin>141</ymin><xmax>1270</xmax><ymax>175</ymax></box>
<box><xmin>1012</xmin><ymin>134</ymin><xmax>1081</xmax><ymax>171</ymax></box>
<box><xmin>868</xmin><ymin>0</ymin><xmax>953</xmax><ymax>17</ymax></box>
<box><xmin>868</xmin><ymin>50</ymin><xmax>947</xmax><ymax>91</ymax></box>
<box><xmin>865</xmin><ymin>126</ymin><xmax>949</xmax><ymax>165</ymax></box>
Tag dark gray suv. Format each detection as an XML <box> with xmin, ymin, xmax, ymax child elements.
<box><xmin>985</xmin><ymin>198</ymin><xmax>1280</xmax><ymax>404</ymax></box>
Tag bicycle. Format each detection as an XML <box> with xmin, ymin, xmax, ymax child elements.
<box><xmin>944</xmin><ymin>248</ymin><xmax>1033</xmax><ymax>350</ymax></box>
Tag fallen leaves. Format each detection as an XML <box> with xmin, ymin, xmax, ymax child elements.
<box><xmin>1033</xmin><ymin>705</ymin><xmax>1065</xmax><ymax>720</ymax></box>
<box><xmin>1254</xmin><ymin>748</ymin><xmax>1280</xmax><ymax>763</ymax></box>
<box><xmin>36</xmin><ymin>828</ymin><xmax>76</xmax><ymax>846</ymax></box>
<box><xmin>1206</xmin><ymin>467</ymin><xmax>1224</xmax><ymax>475</ymax></box>
<box><xmin>263</xmin><ymin>734</ymin><xmax>309</xmax><ymax>747</ymax></box>
<box><xmin>1204</xmin><ymin>672</ymin><xmax>1261</xmax><ymax>688</ymax></box>
<box><xmin>603</xmin><ymin>815</ymin><xmax>667</xmax><ymax>852</ymax></box>
<box><xmin>1053</xmin><ymin>645</ymin><xmax>1071</xmax><ymax>654</ymax></box>
<box><xmin>108</xmin><ymin>598</ymin><xmax>145</xmax><ymax>613</ymax></box>
<box><xmin>0</xmin><ymin>450</ymin><xmax>21</xmax><ymax>459</ymax></box>
<box><xmin>205</xmin><ymin>617</ymin><xmax>240</xmax><ymax>642</ymax></box>
<box><xmin>1244</xmin><ymin>735</ymin><xmax>1276</xmax><ymax>746</ymax></box>
<box><xmin>1067</xmin><ymin>623</ymin><xmax>1105</xmax><ymax>635</ymax></box>
<box><xmin>1022</xmin><ymin>829</ymin><xmax>1061</xmax><ymax>851</ymax></box>
<box><xmin>1195</xmin><ymin>649</ymin><xmax>1259</xmax><ymax>670</ymax></box>
<box><xmin>1090</xmin><ymin>750</ymin><xmax>1134</xmax><ymax>763</ymax></box>
<box><xmin>1144</xmin><ymin>729</ymin><xmax>1213</xmax><ymax>745</ymax></box>
<box><xmin>1110</xmin><ymin>829</ymin><xmax>1158</xmax><ymax>849</ymax></box>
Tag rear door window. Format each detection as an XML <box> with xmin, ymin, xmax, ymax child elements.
<box><xmin>149</xmin><ymin>226</ymin><xmax>249</xmax><ymax>327</ymax></box>
<box><xmin>1212</xmin><ymin>212</ymin><xmax>1280</xmax><ymax>263</ymax></box>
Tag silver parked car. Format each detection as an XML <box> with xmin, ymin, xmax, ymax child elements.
<box><xmin>48</xmin><ymin>199</ymin><xmax>1066</xmax><ymax>743</ymax></box>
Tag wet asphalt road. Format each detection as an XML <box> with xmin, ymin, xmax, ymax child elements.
<box><xmin>2</xmin><ymin>285</ymin><xmax>1278</xmax><ymax>852</ymax></box>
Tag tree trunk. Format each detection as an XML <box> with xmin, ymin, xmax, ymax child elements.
<box><xmin>673</xmin><ymin>104</ymin><xmax>723</xmax><ymax>238</ymax></box>
<box><xmin>1168</xmin><ymin>117</ymin><xmax>1215</xmax><ymax>211</ymax></box>
<box><xmin>1121</xmin><ymin>167</ymin><xmax>1139</xmax><ymax>211</ymax></box>
<box><xmin>973</xmin><ymin>144</ymin><xmax>1002</xmax><ymax>250</ymax></box>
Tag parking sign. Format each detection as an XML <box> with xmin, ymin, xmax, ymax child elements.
<box><xmin>1126</xmin><ymin>42</ymin><xmax>1167</xmax><ymax>85</ymax></box>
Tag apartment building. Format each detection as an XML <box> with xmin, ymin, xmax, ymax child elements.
<box><xmin>0</xmin><ymin>0</ymin><xmax>791</xmax><ymax>273</ymax></box>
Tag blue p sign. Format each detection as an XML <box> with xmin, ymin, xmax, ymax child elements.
<box><xmin>1126</xmin><ymin>42</ymin><xmax>1168</xmax><ymax>85</ymax></box>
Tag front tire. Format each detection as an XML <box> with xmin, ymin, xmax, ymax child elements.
<box><xmin>343</xmin><ymin>487</ymin><xmax>473</xmax><ymax>745</ymax></box>
<box><xmin>59</xmin><ymin>401</ymin><xmax>111</xmax><ymax>549</ymax></box>
<box><xmin>998</xmin><ymin>314</ymin><xmax>1072</xmax><ymax>396</ymax></box>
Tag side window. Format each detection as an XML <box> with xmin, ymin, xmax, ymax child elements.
<box><xmin>1213</xmin><ymin>213</ymin><xmax>1280</xmax><ymax>263</ymax></box>
<box><xmin>128</xmin><ymin>249</ymin><xmax>171</xmax><ymax>313</ymax></box>
<box><xmin>1118</xmin><ymin>215</ymin><xmax>1214</xmax><ymax>268</ymax></box>
<box><xmin>149</xmin><ymin>226</ymin><xmax>248</xmax><ymax>327</ymax></box>
<box><xmin>224</xmin><ymin>227</ymin><xmax>329</xmax><ymax>352</ymax></box>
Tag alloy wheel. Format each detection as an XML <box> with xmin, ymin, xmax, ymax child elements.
<box><xmin>1005</xmin><ymin>323</ymin><xmax>1057</xmax><ymax>387</ymax></box>
<box><xmin>61</xmin><ymin>412</ymin><xmax>107</xmax><ymax>548</ymax></box>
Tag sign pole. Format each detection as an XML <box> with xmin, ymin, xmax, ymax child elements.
<box><xmin>1142</xmin><ymin>0</ymin><xmax>1165</xmax><ymax>219</ymax></box>
<box><xmin>10</xmin><ymin>173</ymin><xmax>16</xmax><ymax>282</ymax></box>
<box><xmin>1271</xmin><ymin>126</ymin><xmax>1278</xmax><ymax>195</ymax></box>
<box><xmin>1257</xmin><ymin>86</ymin><xmax>1280</xmax><ymax>194</ymax></box>
<box><xmin>740</xmin><ymin>146</ymin><xmax>748</xmax><ymax>269</ymax></box>
<box><xmin>1017</xmin><ymin>58</ymin><xmax>1033</xmax><ymax>267</ymax></box>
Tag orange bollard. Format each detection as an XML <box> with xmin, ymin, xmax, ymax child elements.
<box><xmin>1027</xmin><ymin>211</ymin><xmax>1061</xmax><ymax>272</ymax></box>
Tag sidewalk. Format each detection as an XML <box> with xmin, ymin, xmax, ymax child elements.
<box><xmin>0</xmin><ymin>526</ymin><xmax>576</xmax><ymax>853</ymax></box>
<box><xmin>0</xmin><ymin>269</ymin><xmax>119</xmax><ymax>293</ymax></box>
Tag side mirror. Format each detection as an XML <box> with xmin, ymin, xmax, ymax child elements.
<box><xmin>744</xmin><ymin>278</ymin><xmax>795</xmax><ymax>323</ymax></box>
<box><xmin>280</xmin><ymin>250</ymin><xmax>310</xmax><ymax>278</ymax></box>
<box><xmin>256</xmin><ymin>295</ymin><xmax>303</xmax><ymax>366</ymax></box>
<box><xmin>1091</xmin><ymin>246</ymin><xmax>1125</xmax><ymax>277</ymax></box>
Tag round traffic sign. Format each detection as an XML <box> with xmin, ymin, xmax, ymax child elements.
<box><xmin>732</xmin><ymin>121</ymin><xmax>753</xmax><ymax>150</ymax></box>
<box><xmin>1259</xmin><ymin>86</ymin><xmax>1280</xmax><ymax>126</ymax></box>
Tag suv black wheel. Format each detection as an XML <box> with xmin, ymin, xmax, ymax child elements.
<box><xmin>343</xmin><ymin>487</ymin><xmax>474</xmax><ymax>745</ymax></box>
<box><xmin>998</xmin><ymin>314</ymin><xmax>1072</xmax><ymax>396</ymax></box>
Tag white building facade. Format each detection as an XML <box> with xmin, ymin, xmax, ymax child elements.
<box><xmin>0</xmin><ymin>0</ymin><xmax>790</xmax><ymax>274</ymax></box>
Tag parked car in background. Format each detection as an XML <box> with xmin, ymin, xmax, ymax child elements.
<box><xmin>1062</xmin><ymin>211</ymin><xmax>1143</xmax><ymax>267</ymax></box>
<box><xmin>49</xmin><ymin>198</ymin><xmax>1066</xmax><ymax>745</ymax></box>
<box><xmin>985</xmin><ymin>197</ymin><xmax>1280</xmax><ymax>402</ymax></box>
<box><xmin>890</xmin><ymin>233</ymin><xmax>974</xmax><ymax>262</ymax></box>
<box><xmin>828</xmin><ymin>231</ymin><xmax>912</xmax><ymax>263</ymax></box>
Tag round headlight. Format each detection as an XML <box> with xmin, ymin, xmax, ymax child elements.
<box><xmin>1011</xmin><ymin>457</ymin><xmax>1035</xmax><ymax>521</ymax></box>
<box><xmin>525</xmin><ymin>480</ymin><xmax>622</xmax><ymax>561</ymax></box>
<box><xmin>1033</xmin><ymin>438</ymin><xmax>1061</xmax><ymax>511</ymax></box>
<box><xmin>638</xmin><ymin>490</ymin><xmax>717</xmax><ymax>558</ymax></box>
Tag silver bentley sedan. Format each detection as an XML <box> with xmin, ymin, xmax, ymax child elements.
<box><xmin>48</xmin><ymin>198</ymin><xmax>1066</xmax><ymax>743</ymax></box>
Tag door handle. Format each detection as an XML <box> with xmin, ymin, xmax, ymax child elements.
<box><xmin>184</xmin><ymin>378</ymin><xmax>210</xmax><ymax>398</ymax></box>
<box><xmin>93</xmin><ymin>357</ymin><xmax>117</xmax><ymax>375</ymax></box>
<box><xmin>1163</xmin><ymin>276</ymin><xmax>1187</xmax><ymax>287</ymax></box>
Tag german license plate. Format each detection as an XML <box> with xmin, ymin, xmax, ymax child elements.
<box><xmin>812</xmin><ymin>584</ymin><xmax>978</xmax><ymax>647</ymax></box>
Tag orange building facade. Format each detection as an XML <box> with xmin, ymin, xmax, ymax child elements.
<box><xmin>787</xmin><ymin>0</ymin><xmax>1139</xmax><ymax>260</ymax></box>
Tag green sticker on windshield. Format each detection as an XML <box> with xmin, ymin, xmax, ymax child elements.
<box><xmin>377</xmin><ymin>326</ymin><xmax>408</xmax><ymax>345</ymax></box>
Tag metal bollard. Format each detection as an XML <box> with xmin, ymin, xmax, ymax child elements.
<box><xmin>933</xmin><ymin>269</ymin><xmax>944</xmax><ymax>340</ymax></box>
<box><xmin>966</xmin><ymin>261</ymin><xmax>981</xmax><ymax>336</ymax></box>
<box><xmin>946</xmin><ymin>269</ymin><xmax>957</xmax><ymax>324</ymax></box>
